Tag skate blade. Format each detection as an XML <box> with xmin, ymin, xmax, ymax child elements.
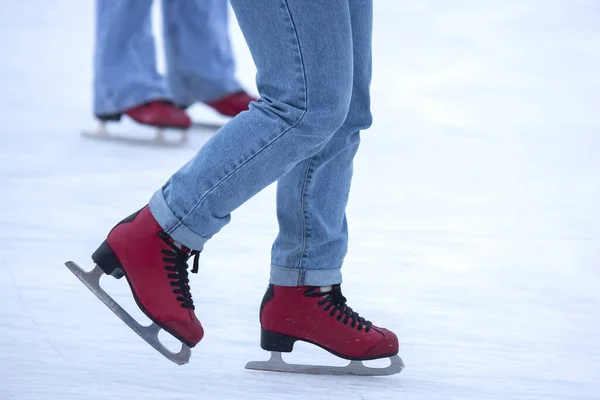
<box><xmin>245</xmin><ymin>352</ymin><xmax>404</xmax><ymax>376</ymax></box>
<box><xmin>81</xmin><ymin>126</ymin><xmax>189</xmax><ymax>148</ymax></box>
<box><xmin>65</xmin><ymin>261</ymin><xmax>192</xmax><ymax>365</ymax></box>
<box><xmin>191</xmin><ymin>121</ymin><xmax>225</xmax><ymax>131</ymax></box>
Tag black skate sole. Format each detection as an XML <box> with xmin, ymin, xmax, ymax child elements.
<box><xmin>92</xmin><ymin>240</ymin><xmax>198</xmax><ymax>349</ymax></box>
<box><xmin>260</xmin><ymin>327</ymin><xmax>399</xmax><ymax>362</ymax></box>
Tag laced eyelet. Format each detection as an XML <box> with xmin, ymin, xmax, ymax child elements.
<box><xmin>158</xmin><ymin>232</ymin><xmax>200</xmax><ymax>310</ymax></box>
<box><xmin>303</xmin><ymin>285</ymin><xmax>372</xmax><ymax>332</ymax></box>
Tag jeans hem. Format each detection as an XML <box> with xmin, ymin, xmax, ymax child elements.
<box><xmin>148</xmin><ymin>189</ymin><xmax>210</xmax><ymax>251</ymax></box>
<box><xmin>269</xmin><ymin>265</ymin><xmax>342</xmax><ymax>286</ymax></box>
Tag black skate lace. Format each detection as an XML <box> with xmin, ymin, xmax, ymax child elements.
<box><xmin>304</xmin><ymin>285</ymin><xmax>372</xmax><ymax>332</ymax></box>
<box><xmin>158</xmin><ymin>232</ymin><xmax>200</xmax><ymax>309</ymax></box>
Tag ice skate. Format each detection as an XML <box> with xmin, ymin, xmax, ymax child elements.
<box><xmin>65</xmin><ymin>206</ymin><xmax>203</xmax><ymax>365</ymax></box>
<box><xmin>82</xmin><ymin>100</ymin><xmax>192</xmax><ymax>147</ymax></box>
<box><xmin>245</xmin><ymin>285</ymin><xmax>404</xmax><ymax>376</ymax></box>
<box><xmin>205</xmin><ymin>90</ymin><xmax>257</xmax><ymax>117</ymax></box>
<box><xmin>177</xmin><ymin>91</ymin><xmax>256</xmax><ymax>130</ymax></box>
<box><xmin>178</xmin><ymin>90</ymin><xmax>257</xmax><ymax>120</ymax></box>
<box><xmin>190</xmin><ymin>120</ymin><xmax>226</xmax><ymax>131</ymax></box>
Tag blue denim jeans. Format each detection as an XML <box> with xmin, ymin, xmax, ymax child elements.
<box><xmin>150</xmin><ymin>0</ymin><xmax>373</xmax><ymax>286</ymax></box>
<box><xmin>93</xmin><ymin>0</ymin><xmax>242</xmax><ymax>115</ymax></box>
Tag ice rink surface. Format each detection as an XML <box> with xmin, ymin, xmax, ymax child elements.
<box><xmin>1</xmin><ymin>1</ymin><xmax>599</xmax><ymax>399</ymax></box>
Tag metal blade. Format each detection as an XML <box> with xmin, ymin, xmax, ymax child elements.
<box><xmin>65</xmin><ymin>261</ymin><xmax>192</xmax><ymax>365</ymax></box>
<box><xmin>191</xmin><ymin>121</ymin><xmax>225</xmax><ymax>130</ymax></box>
<box><xmin>81</xmin><ymin>124</ymin><xmax>188</xmax><ymax>148</ymax></box>
<box><xmin>245</xmin><ymin>352</ymin><xmax>404</xmax><ymax>376</ymax></box>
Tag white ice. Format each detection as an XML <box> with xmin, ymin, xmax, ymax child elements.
<box><xmin>1</xmin><ymin>1</ymin><xmax>599</xmax><ymax>399</ymax></box>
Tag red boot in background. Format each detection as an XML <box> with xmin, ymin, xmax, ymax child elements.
<box><xmin>125</xmin><ymin>100</ymin><xmax>192</xmax><ymax>129</ymax></box>
<box><xmin>95</xmin><ymin>100</ymin><xmax>192</xmax><ymax>129</ymax></box>
<box><xmin>204</xmin><ymin>90</ymin><xmax>257</xmax><ymax>117</ymax></box>
<box><xmin>91</xmin><ymin>206</ymin><xmax>204</xmax><ymax>348</ymax></box>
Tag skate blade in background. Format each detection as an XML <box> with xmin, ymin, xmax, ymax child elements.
<box><xmin>64</xmin><ymin>261</ymin><xmax>192</xmax><ymax>365</ymax></box>
<box><xmin>80</xmin><ymin>120</ymin><xmax>223</xmax><ymax>148</ymax></box>
<box><xmin>81</xmin><ymin>122</ymin><xmax>189</xmax><ymax>148</ymax></box>
<box><xmin>191</xmin><ymin>120</ymin><xmax>225</xmax><ymax>130</ymax></box>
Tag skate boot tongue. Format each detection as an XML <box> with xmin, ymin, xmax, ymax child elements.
<box><xmin>319</xmin><ymin>285</ymin><xmax>333</xmax><ymax>293</ymax></box>
<box><xmin>169</xmin><ymin>239</ymin><xmax>200</xmax><ymax>273</ymax></box>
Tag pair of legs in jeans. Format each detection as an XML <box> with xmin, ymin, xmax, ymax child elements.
<box><xmin>93</xmin><ymin>0</ymin><xmax>243</xmax><ymax>117</ymax></box>
<box><xmin>94</xmin><ymin>0</ymin><xmax>399</xmax><ymax>361</ymax></box>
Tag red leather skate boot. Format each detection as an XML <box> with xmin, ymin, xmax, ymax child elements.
<box><xmin>259</xmin><ymin>285</ymin><xmax>399</xmax><ymax>360</ymax></box>
<box><xmin>204</xmin><ymin>90</ymin><xmax>257</xmax><ymax>117</ymax></box>
<box><xmin>91</xmin><ymin>206</ymin><xmax>203</xmax><ymax>347</ymax></box>
<box><xmin>124</xmin><ymin>100</ymin><xmax>192</xmax><ymax>129</ymax></box>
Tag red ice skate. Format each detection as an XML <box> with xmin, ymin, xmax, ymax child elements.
<box><xmin>175</xmin><ymin>91</ymin><xmax>257</xmax><ymax>131</ymax></box>
<box><xmin>124</xmin><ymin>100</ymin><xmax>192</xmax><ymax>129</ymax></box>
<box><xmin>83</xmin><ymin>100</ymin><xmax>192</xmax><ymax>147</ymax></box>
<box><xmin>204</xmin><ymin>90</ymin><xmax>257</xmax><ymax>117</ymax></box>
<box><xmin>245</xmin><ymin>285</ymin><xmax>404</xmax><ymax>376</ymax></box>
<box><xmin>65</xmin><ymin>206</ymin><xmax>203</xmax><ymax>365</ymax></box>
<box><xmin>95</xmin><ymin>100</ymin><xmax>192</xmax><ymax>129</ymax></box>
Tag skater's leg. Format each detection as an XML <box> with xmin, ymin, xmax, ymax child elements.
<box><xmin>161</xmin><ymin>0</ymin><xmax>242</xmax><ymax>105</ymax></box>
<box><xmin>93</xmin><ymin>0</ymin><xmax>168</xmax><ymax>116</ymax></box>
<box><xmin>256</xmin><ymin>1</ymin><xmax>401</xmax><ymax>366</ymax></box>
<box><xmin>149</xmin><ymin>0</ymin><xmax>354</xmax><ymax>250</ymax></box>
<box><xmin>268</xmin><ymin>131</ymin><xmax>362</xmax><ymax>286</ymax></box>
<box><xmin>269</xmin><ymin>0</ymin><xmax>373</xmax><ymax>286</ymax></box>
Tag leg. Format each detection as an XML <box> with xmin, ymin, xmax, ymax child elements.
<box><xmin>87</xmin><ymin>0</ymin><xmax>354</xmax><ymax>355</ymax></box>
<box><xmin>161</xmin><ymin>0</ymin><xmax>242</xmax><ymax>105</ymax></box>
<box><xmin>270</xmin><ymin>0</ymin><xmax>373</xmax><ymax>286</ymax></box>
<box><xmin>255</xmin><ymin>1</ymin><xmax>399</xmax><ymax>369</ymax></box>
<box><xmin>93</xmin><ymin>0</ymin><xmax>167</xmax><ymax>116</ymax></box>
<box><xmin>149</xmin><ymin>0</ymin><xmax>355</xmax><ymax>250</ymax></box>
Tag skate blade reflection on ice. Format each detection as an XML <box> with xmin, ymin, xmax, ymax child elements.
<box><xmin>64</xmin><ymin>261</ymin><xmax>192</xmax><ymax>365</ymax></box>
<box><xmin>245</xmin><ymin>351</ymin><xmax>404</xmax><ymax>376</ymax></box>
